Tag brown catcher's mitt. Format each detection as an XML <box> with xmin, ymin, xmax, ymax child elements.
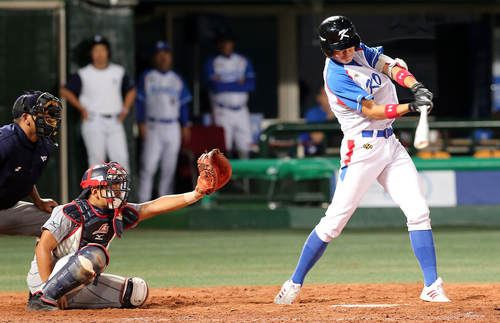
<box><xmin>195</xmin><ymin>148</ymin><xmax>232</xmax><ymax>195</ymax></box>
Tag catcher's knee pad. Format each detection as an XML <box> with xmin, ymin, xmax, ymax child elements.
<box><xmin>122</xmin><ymin>277</ymin><xmax>149</xmax><ymax>308</ymax></box>
<box><xmin>42</xmin><ymin>245</ymin><xmax>109</xmax><ymax>304</ymax></box>
<box><xmin>76</xmin><ymin>245</ymin><xmax>109</xmax><ymax>275</ymax></box>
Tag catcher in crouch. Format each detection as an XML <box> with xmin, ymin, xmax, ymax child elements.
<box><xmin>26</xmin><ymin>149</ymin><xmax>231</xmax><ymax>311</ymax></box>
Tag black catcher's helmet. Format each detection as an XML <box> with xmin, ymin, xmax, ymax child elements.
<box><xmin>78</xmin><ymin>161</ymin><xmax>130</xmax><ymax>210</ymax></box>
<box><xmin>12</xmin><ymin>91</ymin><xmax>63</xmax><ymax>146</ymax></box>
<box><xmin>319</xmin><ymin>16</ymin><xmax>361</xmax><ymax>52</ymax></box>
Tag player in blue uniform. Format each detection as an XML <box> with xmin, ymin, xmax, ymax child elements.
<box><xmin>0</xmin><ymin>91</ymin><xmax>63</xmax><ymax>237</ymax></box>
<box><xmin>299</xmin><ymin>86</ymin><xmax>335</xmax><ymax>155</ymax></box>
<box><xmin>205</xmin><ymin>35</ymin><xmax>256</xmax><ymax>159</ymax></box>
<box><xmin>275</xmin><ymin>16</ymin><xmax>450</xmax><ymax>304</ymax></box>
<box><xmin>136</xmin><ymin>41</ymin><xmax>192</xmax><ymax>202</ymax></box>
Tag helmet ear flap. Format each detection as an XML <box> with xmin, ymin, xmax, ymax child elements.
<box><xmin>323</xmin><ymin>49</ymin><xmax>333</xmax><ymax>57</ymax></box>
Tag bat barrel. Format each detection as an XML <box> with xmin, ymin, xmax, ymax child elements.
<box><xmin>414</xmin><ymin>105</ymin><xmax>429</xmax><ymax>149</ymax></box>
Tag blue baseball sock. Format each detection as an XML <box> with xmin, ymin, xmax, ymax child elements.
<box><xmin>409</xmin><ymin>230</ymin><xmax>438</xmax><ymax>287</ymax></box>
<box><xmin>290</xmin><ymin>230</ymin><xmax>329</xmax><ymax>286</ymax></box>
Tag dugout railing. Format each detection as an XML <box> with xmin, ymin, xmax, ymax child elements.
<box><xmin>258</xmin><ymin>119</ymin><xmax>500</xmax><ymax>158</ymax></box>
<box><xmin>204</xmin><ymin>119</ymin><xmax>500</xmax><ymax>206</ymax></box>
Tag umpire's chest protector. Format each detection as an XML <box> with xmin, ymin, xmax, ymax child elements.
<box><xmin>62</xmin><ymin>199</ymin><xmax>139</xmax><ymax>252</ymax></box>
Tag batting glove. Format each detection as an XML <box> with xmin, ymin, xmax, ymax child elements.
<box><xmin>408</xmin><ymin>82</ymin><xmax>434</xmax><ymax>114</ymax></box>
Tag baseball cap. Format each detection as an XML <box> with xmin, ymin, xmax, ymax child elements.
<box><xmin>12</xmin><ymin>109</ymin><xmax>24</xmax><ymax>119</ymax></box>
<box><xmin>12</xmin><ymin>92</ymin><xmax>42</xmax><ymax>118</ymax></box>
<box><xmin>154</xmin><ymin>41</ymin><xmax>171</xmax><ymax>53</ymax></box>
<box><xmin>90</xmin><ymin>34</ymin><xmax>110</xmax><ymax>50</ymax></box>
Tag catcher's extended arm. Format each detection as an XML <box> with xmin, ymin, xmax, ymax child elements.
<box><xmin>195</xmin><ymin>148</ymin><xmax>232</xmax><ymax>195</ymax></box>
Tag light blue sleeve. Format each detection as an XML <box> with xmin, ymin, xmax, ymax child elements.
<box><xmin>135</xmin><ymin>69</ymin><xmax>151</xmax><ymax>123</ymax></box>
<box><xmin>179</xmin><ymin>75</ymin><xmax>193</xmax><ymax>105</ymax></box>
<box><xmin>325</xmin><ymin>66</ymin><xmax>373</xmax><ymax>112</ymax></box>
<box><xmin>204</xmin><ymin>57</ymin><xmax>216</xmax><ymax>83</ymax></box>
<box><xmin>178</xmin><ymin>75</ymin><xmax>192</xmax><ymax>126</ymax></box>
<box><xmin>360</xmin><ymin>43</ymin><xmax>383</xmax><ymax>69</ymax></box>
<box><xmin>242</xmin><ymin>57</ymin><xmax>256</xmax><ymax>92</ymax></box>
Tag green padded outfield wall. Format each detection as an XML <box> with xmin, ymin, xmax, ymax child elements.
<box><xmin>0</xmin><ymin>8</ymin><xmax>61</xmax><ymax>202</ymax></box>
<box><xmin>65</xmin><ymin>0</ymin><xmax>136</xmax><ymax>201</ymax></box>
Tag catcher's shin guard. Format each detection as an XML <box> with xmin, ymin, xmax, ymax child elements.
<box><xmin>122</xmin><ymin>277</ymin><xmax>149</xmax><ymax>307</ymax></box>
<box><xmin>41</xmin><ymin>245</ymin><xmax>109</xmax><ymax>305</ymax></box>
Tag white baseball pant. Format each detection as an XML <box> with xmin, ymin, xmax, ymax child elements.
<box><xmin>138</xmin><ymin>121</ymin><xmax>181</xmax><ymax>202</ymax></box>
<box><xmin>27</xmin><ymin>255</ymin><xmax>143</xmax><ymax>309</ymax></box>
<box><xmin>315</xmin><ymin>133</ymin><xmax>431</xmax><ymax>243</ymax></box>
<box><xmin>213</xmin><ymin>105</ymin><xmax>252</xmax><ymax>158</ymax></box>
<box><xmin>81</xmin><ymin>113</ymin><xmax>130</xmax><ymax>172</ymax></box>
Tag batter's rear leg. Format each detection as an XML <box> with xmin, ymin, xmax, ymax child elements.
<box><xmin>377</xmin><ymin>146</ymin><xmax>450</xmax><ymax>302</ymax></box>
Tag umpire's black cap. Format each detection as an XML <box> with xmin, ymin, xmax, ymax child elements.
<box><xmin>12</xmin><ymin>91</ymin><xmax>44</xmax><ymax>118</ymax></box>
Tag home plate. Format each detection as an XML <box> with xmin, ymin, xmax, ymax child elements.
<box><xmin>330</xmin><ymin>304</ymin><xmax>404</xmax><ymax>308</ymax></box>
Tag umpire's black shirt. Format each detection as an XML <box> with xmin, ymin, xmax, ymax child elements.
<box><xmin>0</xmin><ymin>123</ymin><xmax>51</xmax><ymax>210</ymax></box>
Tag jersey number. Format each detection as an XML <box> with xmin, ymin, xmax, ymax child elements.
<box><xmin>366</xmin><ymin>73</ymin><xmax>381</xmax><ymax>94</ymax></box>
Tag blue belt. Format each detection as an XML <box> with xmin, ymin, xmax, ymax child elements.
<box><xmin>362</xmin><ymin>128</ymin><xmax>394</xmax><ymax>139</ymax></box>
<box><xmin>147</xmin><ymin>117</ymin><xmax>177</xmax><ymax>123</ymax></box>
<box><xmin>216</xmin><ymin>103</ymin><xmax>243</xmax><ymax>111</ymax></box>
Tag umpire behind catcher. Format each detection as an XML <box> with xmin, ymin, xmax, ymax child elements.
<box><xmin>0</xmin><ymin>91</ymin><xmax>63</xmax><ymax>237</ymax></box>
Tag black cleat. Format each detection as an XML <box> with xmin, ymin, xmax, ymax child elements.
<box><xmin>26</xmin><ymin>292</ymin><xmax>59</xmax><ymax>311</ymax></box>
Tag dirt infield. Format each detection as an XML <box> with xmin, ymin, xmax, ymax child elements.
<box><xmin>3</xmin><ymin>283</ymin><xmax>500</xmax><ymax>322</ymax></box>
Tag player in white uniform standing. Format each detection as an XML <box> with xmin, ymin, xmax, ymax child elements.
<box><xmin>205</xmin><ymin>35</ymin><xmax>256</xmax><ymax>159</ymax></box>
<box><xmin>136</xmin><ymin>41</ymin><xmax>192</xmax><ymax>202</ymax></box>
<box><xmin>60</xmin><ymin>35</ymin><xmax>136</xmax><ymax>172</ymax></box>
<box><xmin>275</xmin><ymin>16</ymin><xmax>450</xmax><ymax>304</ymax></box>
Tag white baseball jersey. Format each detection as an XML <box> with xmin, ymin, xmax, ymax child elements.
<box><xmin>136</xmin><ymin>69</ymin><xmax>192</xmax><ymax>123</ymax></box>
<box><xmin>136</xmin><ymin>69</ymin><xmax>192</xmax><ymax>201</ymax></box>
<box><xmin>205</xmin><ymin>52</ymin><xmax>256</xmax><ymax>156</ymax></box>
<box><xmin>205</xmin><ymin>52</ymin><xmax>255</xmax><ymax>108</ymax></box>
<box><xmin>76</xmin><ymin>63</ymin><xmax>129</xmax><ymax>115</ymax></box>
<box><xmin>323</xmin><ymin>44</ymin><xmax>398</xmax><ymax>137</ymax></box>
<box><xmin>314</xmin><ymin>43</ymin><xmax>431</xmax><ymax>243</ymax></box>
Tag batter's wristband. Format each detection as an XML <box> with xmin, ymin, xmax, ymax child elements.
<box><xmin>385</xmin><ymin>104</ymin><xmax>400</xmax><ymax>119</ymax></box>
<box><xmin>395</xmin><ymin>69</ymin><xmax>414</xmax><ymax>87</ymax></box>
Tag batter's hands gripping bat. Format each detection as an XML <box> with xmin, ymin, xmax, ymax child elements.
<box><xmin>414</xmin><ymin>104</ymin><xmax>429</xmax><ymax>149</ymax></box>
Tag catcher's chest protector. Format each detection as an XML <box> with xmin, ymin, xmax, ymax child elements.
<box><xmin>63</xmin><ymin>200</ymin><xmax>116</xmax><ymax>250</ymax></box>
<box><xmin>56</xmin><ymin>200</ymin><xmax>140</xmax><ymax>258</ymax></box>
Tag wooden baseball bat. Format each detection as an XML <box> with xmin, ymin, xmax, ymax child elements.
<box><xmin>413</xmin><ymin>105</ymin><xmax>429</xmax><ymax>149</ymax></box>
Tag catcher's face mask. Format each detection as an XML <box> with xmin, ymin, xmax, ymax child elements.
<box><xmin>99</xmin><ymin>170</ymin><xmax>130</xmax><ymax>210</ymax></box>
<box><xmin>78</xmin><ymin>161</ymin><xmax>131</xmax><ymax>215</ymax></box>
<box><xmin>31</xmin><ymin>93</ymin><xmax>62</xmax><ymax>146</ymax></box>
